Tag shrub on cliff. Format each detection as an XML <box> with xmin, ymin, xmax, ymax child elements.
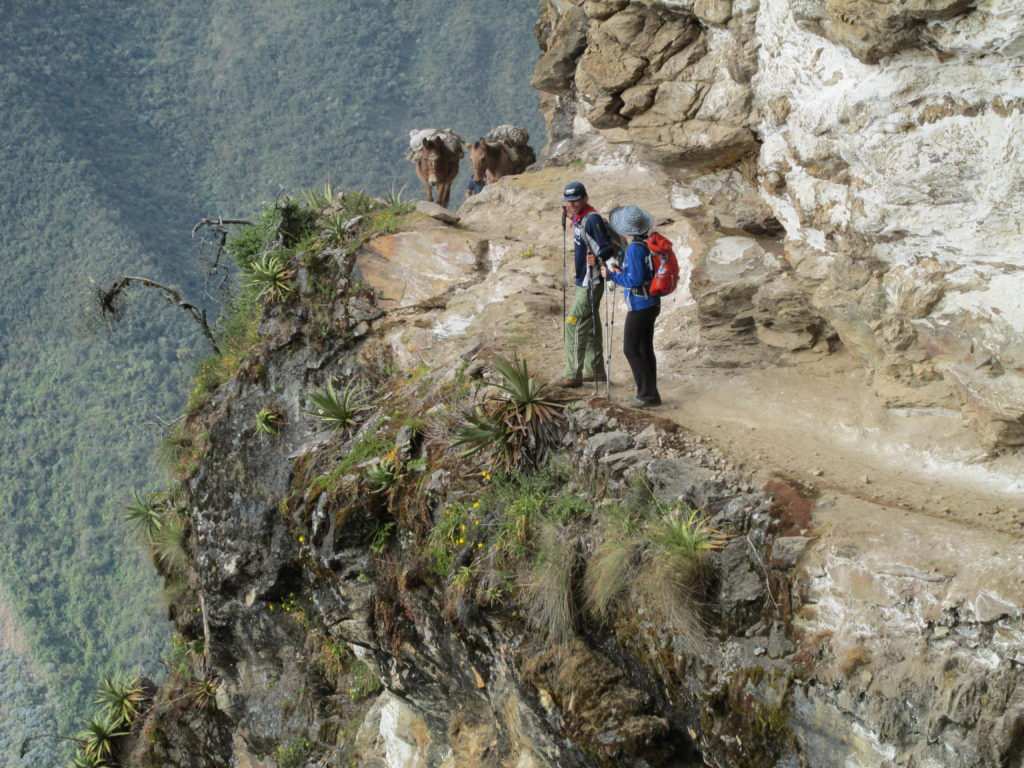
<box><xmin>453</xmin><ymin>355</ymin><xmax>565</xmax><ymax>474</ymax></box>
<box><xmin>585</xmin><ymin>496</ymin><xmax>726</xmax><ymax>655</ymax></box>
<box><xmin>304</xmin><ymin>380</ymin><xmax>368</xmax><ymax>432</ymax></box>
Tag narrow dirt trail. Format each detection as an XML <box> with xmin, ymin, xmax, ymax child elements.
<box><xmin>455</xmin><ymin>165</ymin><xmax>1024</xmax><ymax>538</ymax></box>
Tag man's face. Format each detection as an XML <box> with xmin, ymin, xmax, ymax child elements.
<box><xmin>563</xmin><ymin>196</ymin><xmax>587</xmax><ymax>217</ymax></box>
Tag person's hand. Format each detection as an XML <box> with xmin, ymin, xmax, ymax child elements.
<box><xmin>586</xmin><ymin>253</ymin><xmax>597</xmax><ymax>266</ymax></box>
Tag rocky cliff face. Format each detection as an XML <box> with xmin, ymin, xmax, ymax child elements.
<box><xmin>535</xmin><ymin>0</ymin><xmax>1024</xmax><ymax>450</ymax></box>
<box><xmin>121</xmin><ymin>185</ymin><xmax>1024</xmax><ymax>768</ymax></box>
<box><xmin>120</xmin><ymin>4</ymin><xmax>1024</xmax><ymax>767</ymax></box>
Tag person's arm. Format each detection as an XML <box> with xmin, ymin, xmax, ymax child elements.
<box><xmin>609</xmin><ymin>242</ymin><xmax>648</xmax><ymax>290</ymax></box>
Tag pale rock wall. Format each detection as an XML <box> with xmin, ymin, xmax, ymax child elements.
<box><xmin>535</xmin><ymin>0</ymin><xmax>1024</xmax><ymax>449</ymax></box>
<box><xmin>789</xmin><ymin>494</ymin><xmax>1024</xmax><ymax>767</ymax></box>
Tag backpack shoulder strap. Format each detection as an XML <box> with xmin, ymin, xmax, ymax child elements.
<box><xmin>625</xmin><ymin>236</ymin><xmax>653</xmax><ymax>297</ymax></box>
<box><xmin>579</xmin><ymin>211</ymin><xmax>609</xmax><ymax>257</ymax></box>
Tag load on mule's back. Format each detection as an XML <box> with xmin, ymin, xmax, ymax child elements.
<box><xmin>407</xmin><ymin>128</ymin><xmax>463</xmax><ymax>208</ymax></box>
<box><xmin>465</xmin><ymin>124</ymin><xmax>536</xmax><ymax>187</ymax></box>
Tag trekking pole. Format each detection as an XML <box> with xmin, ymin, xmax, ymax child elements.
<box><xmin>602</xmin><ymin>282</ymin><xmax>610</xmax><ymax>397</ymax></box>
<box><xmin>561</xmin><ymin>207</ymin><xmax>567</xmax><ymax>353</ymax></box>
<box><xmin>587</xmin><ymin>265</ymin><xmax>600</xmax><ymax>396</ymax></box>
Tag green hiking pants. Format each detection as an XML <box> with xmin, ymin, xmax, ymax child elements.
<box><xmin>563</xmin><ymin>283</ymin><xmax>605</xmax><ymax>380</ymax></box>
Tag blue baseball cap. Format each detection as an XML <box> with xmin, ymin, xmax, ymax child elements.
<box><xmin>562</xmin><ymin>181</ymin><xmax>587</xmax><ymax>201</ymax></box>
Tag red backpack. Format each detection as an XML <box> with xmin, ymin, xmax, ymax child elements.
<box><xmin>644</xmin><ymin>232</ymin><xmax>679</xmax><ymax>297</ymax></box>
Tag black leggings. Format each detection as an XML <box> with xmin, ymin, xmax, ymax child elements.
<box><xmin>622</xmin><ymin>305</ymin><xmax>660</xmax><ymax>403</ymax></box>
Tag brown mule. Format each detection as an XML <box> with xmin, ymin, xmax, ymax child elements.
<box><xmin>465</xmin><ymin>138</ymin><xmax>536</xmax><ymax>186</ymax></box>
<box><xmin>414</xmin><ymin>136</ymin><xmax>459</xmax><ymax>208</ymax></box>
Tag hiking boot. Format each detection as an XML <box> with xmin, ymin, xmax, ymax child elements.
<box><xmin>557</xmin><ymin>377</ymin><xmax>583</xmax><ymax>388</ymax></box>
<box><xmin>581</xmin><ymin>373</ymin><xmax>607</xmax><ymax>383</ymax></box>
<box><xmin>629</xmin><ymin>396</ymin><xmax>661</xmax><ymax>408</ymax></box>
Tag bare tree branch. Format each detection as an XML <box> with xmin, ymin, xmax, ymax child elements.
<box><xmin>98</xmin><ymin>276</ymin><xmax>221</xmax><ymax>355</ymax></box>
<box><xmin>20</xmin><ymin>732</ymin><xmax>86</xmax><ymax>758</ymax></box>
<box><xmin>191</xmin><ymin>217</ymin><xmax>254</xmax><ymax>295</ymax></box>
<box><xmin>192</xmin><ymin>219</ymin><xmax>256</xmax><ymax>296</ymax></box>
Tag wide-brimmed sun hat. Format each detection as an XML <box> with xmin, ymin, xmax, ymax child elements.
<box><xmin>608</xmin><ymin>205</ymin><xmax>655</xmax><ymax>236</ymax></box>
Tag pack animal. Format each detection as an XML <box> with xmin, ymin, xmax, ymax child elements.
<box><xmin>466</xmin><ymin>138</ymin><xmax>535</xmax><ymax>185</ymax></box>
<box><xmin>414</xmin><ymin>137</ymin><xmax>459</xmax><ymax>208</ymax></box>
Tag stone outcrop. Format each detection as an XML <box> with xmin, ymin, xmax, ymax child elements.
<box><xmin>535</xmin><ymin>0</ymin><xmax>757</xmax><ymax>167</ymax></box>
<box><xmin>535</xmin><ymin>0</ymin><xmax>1024</xmax><ymax>450</ymax></box>
<box><xmin>123</xmin><ymin>198</ymin><xmax>1024</xmax><ymax>767</ymax></box>
<box><xmin>119</xmin><ymin>3</ymin><xmax>1024</xmax><ymax>766</ymax></box>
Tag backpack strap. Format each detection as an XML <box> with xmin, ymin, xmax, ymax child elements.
<box><xmin>629</xmin><ymin>236</ymin><xmax>655</xmax><ymax>297</ymax></box>
<box><xmin>579</xmin><ymin>212</ymin><xmax>611</xmax><ymax>260</ymax></box>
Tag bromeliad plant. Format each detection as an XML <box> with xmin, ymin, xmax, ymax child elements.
<box><xmin>453</xmin><ymin>356</ymin><xmax>565</xmax><ymax>474</ymax></box>
<box><xmin>256</xmin><ymin>407</ymin><xmax>284</xmax><ymax>435</ymax></box>
<box><xmin>304</xmin><ymin>379</ymin><xmax>368</xmax><ymax>432</ymax></box>
<box><xmin>94</xmin><ymin>672</ymin><xmax>147</xmax><ymax>726</ymax></box>
<box><xmin>365</xmin><ymin>456</ymin><xmax>402</xmax><ymax>495</ymax></box>
<box><xmin>69</xmin><ymin>751</ymin><xmax>104</xmax><ymax>768</ymax></box>
<box><xmin>302</xmin><ymin>180</ymin><xmax>336</xmax><ymax>211</ymax></box>
<box><xmin>124</xmin><ymin>490</ymin><xmax>168</xmax><ymax>542</ymax></box>
<box><xmin>247</xmin><ymin>250</ymin><xmax>295</xmax><ymax>303</ymax></box>
<box><xmin>77</xmin><ymin>712</ymin><xmax>128</xmax><ymax>763</ymax></box>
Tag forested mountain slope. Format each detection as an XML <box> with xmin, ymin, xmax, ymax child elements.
<box><xmin>0</xmin><ymin>1</ymin><xmax>541</xmax><ymax>760</ymax></box>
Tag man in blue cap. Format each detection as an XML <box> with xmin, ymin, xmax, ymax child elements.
<box><xmin>559</xmin><ymin>181</ymin><xmax>614</xmax><ymax>387</ymax></box>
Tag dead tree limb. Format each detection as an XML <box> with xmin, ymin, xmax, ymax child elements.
<box><xmin>20</xmin><ymin>733</ymin><xmax>86</xmax><ymax>758</ymax></box>
<box><xmin>98</xmin><ymin>276</ymin><xmax>221</xmax><ymax>355</ymax></box>
<box><xmin>192</xmin><ymin>217</ymin><xmax>254</xmax><ymax>293</ymax></box>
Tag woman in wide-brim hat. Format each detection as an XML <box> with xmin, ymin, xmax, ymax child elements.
<box><xmin>602</xmin><ymin>205</ymin><xmax>662</xmax><ymax>408</ymax></box>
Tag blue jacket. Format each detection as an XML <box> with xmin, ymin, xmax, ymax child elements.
<box><xmin>609</xmin><ymin>237</ymin><xmax>660</xmax><ymax>311</ymax></box>
<box><xmin>571</xmin><ymin>207</ymin><xmax>614</xmax><ymax>287</ymax></box>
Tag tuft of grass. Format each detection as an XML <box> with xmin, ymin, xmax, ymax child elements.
<box><xmin>368</xmin><ymin>521</ymin><xmax>395</xmax><ymax>554</ymax></box>
<box><xmin>183</xmin><ymin>290</ymin><xmax>262</xmax><ymax>415</ymax></box>
<box><xmin>382</xmin><ymin>182</ymin><xmax>409</xmax><ymax>207</ymax></box>
<box><xmin>365</xmin><ymin>457</ymin><xmax>401</xmax><ymax>494</ymax></box>
<box><xmin>273</xmin><ymin>738</ymin><xmax>312</xmax><ymax>768</ymax></box>
<box><xmin>70</xmin><ymin>750</ymin><xmax>105</xmax><ymax>768</ymax></box>
<box><xmin>584</xmin><ymin>535</ymin><xmax>642</xmax><ymax>623</ymax></box>
<box><xmin>425</xmin><ymin>501</ymin><xmax>471</xmax><ymax>575</ymax></box>
<box><xmin>649</xmin><ymin>505</ymin><xmax>726</xmax><ymax>579</ymax></box>
<box><xmin>349</xmin><ymin>659</ymin><xmax>383</xmax><ymax>699</ymax></box>
<box><xmin>338</xmin><ymin>189</ymin><xmax>378</xmax><ymax>218</ymax></box>
<box><xmin>189</xmin><ymin>675</ymin><xmax>219</xmax><ymax>710</ymax></box>
<box><xmin>226</xmin><ymin>208</ymin><xmax>277</xmax><ymax>272</ymax></box>
<box><xmin>452</xmin><ymin>564</ymin><xmax>476</xmax><ymax>592</ymax></box>
<box><xmin>320</xmin><ymin>210</ymin><xmax>357</xmax><ymax>243</ymax></box>
<box><xmin>152</xmin><ymin>511</ymin><xmax>188</xmax><ymax>576</ymax></box>
<box><xmin>310</xmin><ymin>430</ymin><xmax>393</xmax><ymax>495</ymax></box>
<box><xmin>520</xmin><ymin>521</ymin><xmax>581</xmax><ymax>643</ymax></box>
<box><xmin>584</xmin><ymin>499</ymin><xmax>725</xmax><ymax>655</ymax></box>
